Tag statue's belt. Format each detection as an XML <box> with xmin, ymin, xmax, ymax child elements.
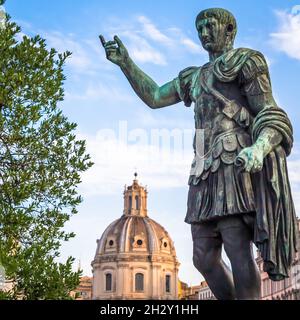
<box><xmin>190</xmin><ymin>127</ymin><xmax>252</xmax><ymax>180</ymax></box>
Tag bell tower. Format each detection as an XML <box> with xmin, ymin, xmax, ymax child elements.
<box><xmin>123</xmin><ymin>173</ymin><xmax>148</xmax><ymax>217</ymax></box>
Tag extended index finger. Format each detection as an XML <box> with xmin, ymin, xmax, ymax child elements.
<box><xmin>99</xmin><ymin>35</ymin><xmax>106</xmax><ymax>47</ymax></box>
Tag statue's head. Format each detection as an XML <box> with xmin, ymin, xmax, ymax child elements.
<box><xmin>196</xmin><ymin>8</ymin><xmax>237</xmax><ymax>53</ymax></box>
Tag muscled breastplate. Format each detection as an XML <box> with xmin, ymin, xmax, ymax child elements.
<box><xmin>189</xmin><ymin>64</ymin><xmax>253</xmax><ymax>183</ymax></box>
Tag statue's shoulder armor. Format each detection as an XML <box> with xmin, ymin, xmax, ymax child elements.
<box><xmin>178</xmin><ymin>66</ymin><xmax>199</xmax><ymax>80</ymax></box>
<box><xmin>175</xmin><ymin>66</ymin><xmax>200</xmax><ymax>107</ymax></box>
<box><xmin>213</xmin><ymin>48</ymin><xmax>269</xmax><ymax>83</ymax></box>
<box><xmin>237</xmin><ymin>49</ymin><xmax>270</xmax><ymax>84</ymax></box>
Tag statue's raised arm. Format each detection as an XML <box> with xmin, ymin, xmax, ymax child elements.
<box><xmin>100</xmin><ymin>35</ymin><xmax>181</xmax><ymax>109</ymax></box>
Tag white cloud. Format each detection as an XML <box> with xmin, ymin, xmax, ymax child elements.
<box><xmin>270</xmin><ymin>10</ymin><xmax>300</xmax><ymax>60</ymax></box>
<box><xmin>137</xmin><ymin>15</ymin><xmax>173</xmax><ymax>46</ymax></box>
<box><xmin>127</xmin><ymin>34</ymin><xmax>168</xmax><ymax>65</ymax></box>
<box><xmin>105</xmin><ymin>15</ymin><xmax>205</xmax><ymax>66</ymax></box>
<box><xmin>180</xmin><ymin>37</ymin><xmax>203</xmax><ymax>54</ymax></box>
<box><xmin>39</xmin><ymin>31</ymin><xmax>91</xmax><ymax>71</ymax></box>
<box><xmin>167</xmin><ymin>26</ymin><xmax>204</xmax><ymax>55</ymax></box>
<box><xmin>17</xmin><ymin>22</ymin><xmax>112</xmax><ymax>75</ymax></box>
<box><xmin>78</xmin><ymin>128</ymin><xmax>194</xmax><ymax>197</ymax></box>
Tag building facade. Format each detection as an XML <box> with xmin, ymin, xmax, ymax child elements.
<box><xmin>92</xmin><ymin>174</ymin><xmax>180</xmax><ymax>300</ymax></box>
<box><xmin>198</xmin><ymin>281</ymin><xmax>215</xmax><ymax>300</ymax></box>
<box><xmin>256</xmin><ymin>218</ymin><xmax>300</xmax><ymax>300</ymax></box>
<box><xmin>178</xmin><ymin>280</ymin><xmax>215</xmax><ymax>300</ymax></box>
<box><xmin>178</xmin><ymin>281</ymin><xmax>191</xmax><ymax>300</ymax></box>
<box><xmin>71</xmin><ymin>276</ymin><xmax>93</xmax><ymax>300</ymax></box>
<box><xmin>178</xmin><ymin>281</ymin><xmax>201</xmax><ymax>300</ymax></box>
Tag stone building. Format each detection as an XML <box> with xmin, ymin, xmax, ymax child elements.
<box><xmin>178</xmin><ymin>280</ymin><xmax>215</xmax><ymax>300</ymax></box>
<box><xmin>178</xmin><ymin>281</ymin><xmax>190</xmax><ymax>300</ymax></box>
<box><xmin>178</xmin><ymin>281</ymin><xmax>200</xmax><ymax>300</ymax></box>
<box><xmin>198</xmin><ymin>281</ymin><xmax>215</xmax><ymax>300</ymax></box>
<box><xmin>92</xmin><ymin>174</ymin><xmax>180</xmax><ymax>300</ymax></box>
<box><xmin>185</xmin><ymin>284</ymin><xmax>202</xmax><ymax>300</ymax></box>
<box><xmin>71</xmin><ymin>276</ymin><xmax>93</xmax><ymax>300</ymax></box>
<box><xmin>256</xmin><ymin>218</ymin><xmax>300</xmax><ymax>300</ymax></box>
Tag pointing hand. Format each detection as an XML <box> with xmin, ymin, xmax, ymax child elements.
<box><xmin>99</xmin><ymin>35</ymin><xmax>129</xmax><ymax>67</ymax></box>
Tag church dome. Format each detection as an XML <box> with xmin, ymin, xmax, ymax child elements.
<box><xmin>92</xmin><ymin>174</ymin><xmax>179</xmax><ymax>300</ymax></box>
<box><xmin>96</xmin><ymin>212</ymin><xmax>176</xmax><ymax>257</ymax></box>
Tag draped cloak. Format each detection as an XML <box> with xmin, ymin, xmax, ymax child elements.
<box><xmin>178</xmin><ymin>48</ymin><xmax>298</xmax><ymax>281</ymax></box>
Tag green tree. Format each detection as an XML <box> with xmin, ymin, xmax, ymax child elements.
<box><xmin>0</xmin><ymin>1</ymin><xmax>93</xmax><ymax>299</ymax></box>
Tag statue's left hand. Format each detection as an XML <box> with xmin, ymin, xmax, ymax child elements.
<box><xmin>235</xmin><ymin>144</ymin><xmax>264</xmax><ymax>173</ymax></box>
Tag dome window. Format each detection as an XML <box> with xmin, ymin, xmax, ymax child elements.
<box><xmin>135</xmin><ymin>273</ymin><xmax>144</xmax><ymax>292</ymax></box>
<box><xmin>135</xmin><ymin>196</ymin><xmax>139</xmax><ymax>210</ymax></box>
<box><xmin>106</xmin><ymin>238</ymin><xmax>116</xmax><ymax>250</ymax></box>
<box><xmin>109</xmin><ymin>240</ymin><xmax>114</xmax><ymax>246</ymax></box>
<box><xmin>105</xmin><ymin>273</ymin><xmax>112</xmax><ymax>292</ymax></box>
<box><xmin>132</xmin><ymin>234</ymin><xmax>146</xmax><ymax>249</ymax></box>
<box><xmin>166</xmin><ymin>275</ymin><xmax>171</xmax><ymax>293</ymax></box>
<box><xmin>161</xmin><ymin>237</ymin><xmax>170</xmax><ymax>250</ymax></box>
<box><xmin>128</xmin><ymin>196</ymin><xmax>132</xmax><ymax>213</ymax></box>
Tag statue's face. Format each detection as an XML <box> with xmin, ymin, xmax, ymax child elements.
<box><xmin>197</xmin><ymin>17</ymin><xmax>229</xmax><ymax>53</ymax></box>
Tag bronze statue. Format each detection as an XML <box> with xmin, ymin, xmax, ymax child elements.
<box><xmin>100</xmin><ymin>8</ymin><xmax>298</xmax><ymax>300</ymax></box>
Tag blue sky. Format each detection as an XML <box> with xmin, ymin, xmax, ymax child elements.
<box><xmin>4</xmin><ymin>0</ymin><xmax>300</xmax><ymax>286</ymax></box>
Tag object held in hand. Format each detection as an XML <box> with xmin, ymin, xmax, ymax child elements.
<box><xmin>235</xmin><ymin>155</ymin><xmax>246</xmax><ymax>169</ymax></box>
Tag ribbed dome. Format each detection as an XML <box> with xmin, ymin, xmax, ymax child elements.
<box><xmin>93</xmin><ymin>174</ymin><xmax>177</xmax><ymax>262</ymax></box>
<box><xmin>91</xmin><ymin>174</ymin><xmax>179</xmax><ymax>300</ymax></box>
<box><xmin>95</xmin><ymin>214</ymin><xmax>176</xmax><ymax>256</ymax></box>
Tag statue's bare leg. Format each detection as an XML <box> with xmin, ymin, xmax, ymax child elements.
<box><xmin>220</xmin><ymin>217</ymin><xmax>261</xmax><ymax>300</ymax></box>
<box><xmin>192</xmin><ymin>224</ymin><xmax>236</xmax><ymax>300</ymax></box>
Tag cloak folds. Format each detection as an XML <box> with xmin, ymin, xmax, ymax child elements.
<box><xmin>213</xmin><ymin>48</ymin><xmax>298</xmax><ymax>281</ymax></box>
<box><xmin>252</xmin><ymin>107</ymin><xmax>298</xmax><ymax>281</ymax></box>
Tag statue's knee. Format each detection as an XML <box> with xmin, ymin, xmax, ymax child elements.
<box><xmin>193</xmin><ymin>237</ymin><xmax>222</xmax><ymax>275</ymax></box>
<box><xmin>193</xmin><ymin>252</ymin><xmax>211</xmax><ymax>275</ymax></box>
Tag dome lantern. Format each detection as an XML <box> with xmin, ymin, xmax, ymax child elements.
<box><xmin>123</xmin><ymin>172</ymin><xmax>148</xmax><ymax>217</ymax></box>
